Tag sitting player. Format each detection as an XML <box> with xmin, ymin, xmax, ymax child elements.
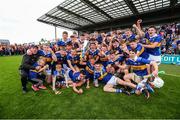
<box><xmin>95</xmin><ymin>65</ymin><xmax>136</xmax><ymax>95</ymax></box>
<box><xmin>123</xmin><ymin>49</ymin><xmax>158</xmax><ymax>99</ymax></box>
<box><xmin>29</xmin><ymin>59</ymin><xmax>48</xmax><ymax>91</ymax></box>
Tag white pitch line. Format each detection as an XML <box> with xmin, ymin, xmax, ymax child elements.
<box><xmin>163</xmin><ymin>73</ymin><xmax>180</xmax><ymax>77</ymax></box>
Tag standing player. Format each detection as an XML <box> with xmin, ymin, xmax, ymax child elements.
<box><xmin>85</xmin><ymin>42</ymin><xmax>100</xmax><ymax>62</ymax></box>
<box><xmin>67</xmin><ymin>49</ymin><xmax>80</xmax><ymax>73</ymax></box>
<box><xmin>142</xmin><ymin>26</ymin><xmax>162</xmax><ymax>65</ymax></box>
<box><xmin>57</xmin><ymin>31</ymin><xmax>71</xmax><ymax>48</ymax></box>
<box><xmin>98</xmin><ymin>44</ymin><xmax>110</xmax><ymax>67</ymax></box>
<box><xmin>128</xmin><ymin>39</ymin><xmax>149</xmax><ymax>59</ymax></box>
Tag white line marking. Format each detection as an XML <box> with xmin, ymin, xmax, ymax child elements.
<box><xmin>162</xmin><ymin>73</ymin><xmax>180</xmax><ymax>77</ymax></box>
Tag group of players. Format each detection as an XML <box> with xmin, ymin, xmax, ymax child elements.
<box><xmin>19</xmin><ymin>20</ymin><xmax>163</xmax><ymax>99</ymax></box>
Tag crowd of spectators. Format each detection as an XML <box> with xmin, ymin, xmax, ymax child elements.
<box><xmin>158</xmin><ymin>23</ymin><xmax>180</xmax><ymax>54</ymax></box>
<box><xmin>0</xmin><ymin>44</ymin><xmax>29</xmax><ymax>56</ymax></box>
<box><xmin>1</xmin><ymin>23</ymin><xmax>180</xmax><ymax>57</ymax></box>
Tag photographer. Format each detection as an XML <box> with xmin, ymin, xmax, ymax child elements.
<box><xmin>19</xmin><ymin>45</ymin><xmax>39</xmax><ymax>93</ymax></box>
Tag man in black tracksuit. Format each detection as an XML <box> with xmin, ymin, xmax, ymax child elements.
<box><xmin>19</xmin><ymin>45</ymin><xmax>39</xmax><ymax>93</ymax></box>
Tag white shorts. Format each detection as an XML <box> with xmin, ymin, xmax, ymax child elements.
<box><xmin>148</xmin><ymin>54</ymin><xmax>161</xmax><ymax>65</ymax></box>
<box><xmin>62</xmin><ymin>64</ymin><xmax>71</xmax><ymax>80</ymax></box>
<box><xmin>107</xmin><ymin>76</ymin><xmax>117</xmax><ymax>86</ymax></box>
<box><xmin>45</xmin><ymin>69</ymin><xmax>52</xmax><ymax>75</ymax></box>
<box><xmin>137</xmin><ymin>78</ymin><xmax>148</xmax><ymax>88</ymax></box>
<box><xmin>65</xmin><ymin>68</ymin><xmax>71</xmax><ymax>80</ymax></box>
<box><xmin>62</xmin><ymin>64</ymin><xmax>69</xmax><ymax>70</ymax></box>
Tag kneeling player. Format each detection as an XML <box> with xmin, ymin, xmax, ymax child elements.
<box><xmin>29</xmin><ymin>59</ymin><xmax>48</xmax><ymax>91</ymax></box>
<box><xmin>68</xmin><ymin>70</ymin><xmax>88</xmax><ymax>94</ymax></box>
<box><xmin>93</xmin><ymin>63</ymin><xmax>106</xmax><ymax>87</ymax></box>
<box><xmin>52</xmin><ymin>64</ymin><xmax>69</xmax><ymax>94</ymax></box>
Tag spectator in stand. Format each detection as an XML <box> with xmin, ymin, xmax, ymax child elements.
<box><xmin>0</xmin><ymin>23</ymin><xmax>180</xmax><ymax>57</ymax></box>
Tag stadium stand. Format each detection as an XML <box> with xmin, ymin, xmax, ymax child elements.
<box><xmin>37</xmin><ymin>0</ymin><xmax>180</xmax><ymax>32</ymax></box>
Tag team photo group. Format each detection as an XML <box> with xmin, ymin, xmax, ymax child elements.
<box><xmin>19</xmin><ymin>20</ymin><xmax>165</xmax><ymax>99</ymax></box>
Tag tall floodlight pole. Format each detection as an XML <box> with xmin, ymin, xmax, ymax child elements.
<box><xmin>55</xmin><ymin>26</ymin><xmax>57</xmax><ymax>42</ymax></box>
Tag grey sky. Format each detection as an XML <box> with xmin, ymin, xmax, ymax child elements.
<box><xmin>0</xmin><ymin>0</ymin><xmax>73</xmax><ymax>44</ymax></box>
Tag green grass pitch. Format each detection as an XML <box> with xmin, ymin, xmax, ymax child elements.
<box><xmin>0</xmin><ymin>56</ymin><xmax>180</xmax><ymax>119</ymax></box>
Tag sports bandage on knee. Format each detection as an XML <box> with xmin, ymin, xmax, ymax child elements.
<box><xmin>138</xmin><ymin>79</ymin><xmax>147</xmax><ymax>87</ymax></box>
<box><xmin>136</xmin><ymin>85</ymin><xmax>144</xmax><ymax>92</ymax></box>
<box><xmin>116</xmin><ymin>89</ymin><xmax>122</xmax><ymax>93</ymax></box>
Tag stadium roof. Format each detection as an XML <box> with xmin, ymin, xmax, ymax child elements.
<box><xmin>37</xmin><ymin>0</ymin><xmax>180</xmax><ymax>32</ymax></box>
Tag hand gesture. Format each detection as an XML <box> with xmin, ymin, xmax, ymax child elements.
<box><xmin>137</xmin><ymin>19</ymin><xmax>142</xmax><ymax>24</ymax></box>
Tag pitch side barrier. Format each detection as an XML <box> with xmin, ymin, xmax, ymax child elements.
<box><xmin>161</xmin><ymin>54</ymin><xmax>180</xmax><ymax>65</ymax></box>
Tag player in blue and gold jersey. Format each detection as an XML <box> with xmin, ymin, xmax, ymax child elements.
<box><xmin>123</xmin><ymin>49</ymin><xmax>158</xmax><ymax>98</ymax></box>
<box><xmin>142</xmin><ymin>26</ymin><xmax>162</xmax><ymax>65</ymax></box>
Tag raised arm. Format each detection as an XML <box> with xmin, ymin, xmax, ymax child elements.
<box><xmin>49</xmin><ymin>48</ymin><xmax>57</xmax><ymax>62</ymax></box>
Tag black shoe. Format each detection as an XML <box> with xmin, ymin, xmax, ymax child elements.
<box><xmin>122</xmin><ymin>89</ymin><xmax>131</xmax><ymax>96</ymax></box>
<box><xmin>142</xmin><ymin>89</ymin><xmax>150</xmax><ymax>99</ymax></box>
<box><xmin>22</xmin><ymin>88</ymin><xmax>27</xmax><ymax>94</ymax></box>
